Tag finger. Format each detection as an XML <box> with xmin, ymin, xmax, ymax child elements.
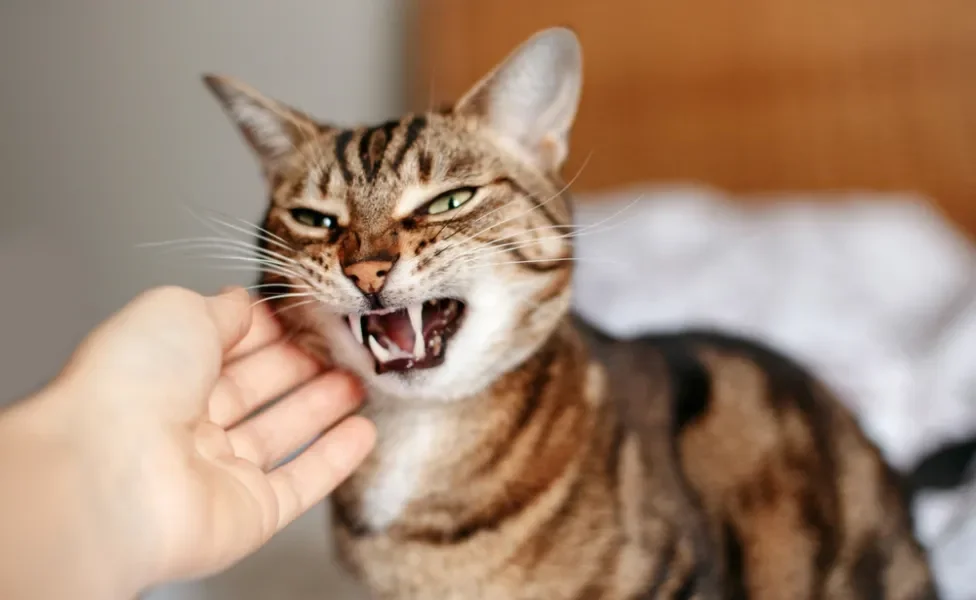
<box><xmin>205</xmin><ymin>287</ymin><xmax>253</xmax><ymax>353</ymax></box>
<box><xmin>268</xmin><ymin>415</ymin><xmax>376</xmax><ymax>532</ymax></box>
<box><xmin>226</xmin><ymin>301</ymin><xmax>285</xmax><ymax>361</ymax></box>
<box><xmin>227</xmin><ymin>371</ymin><xmax>363</xmax><ymax>469</ymax></box>
<box><xmin>209</xmin><ymin>340</ymin><xmax>321</xmax><ymax>427</ymax></box>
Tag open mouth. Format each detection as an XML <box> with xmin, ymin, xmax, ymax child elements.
<box><xmin>344</xmin><ymin>299</ymin><xmax>466</xmax><ymax>374</ymax></box>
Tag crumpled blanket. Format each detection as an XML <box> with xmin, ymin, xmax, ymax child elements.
<box><xmin>571</xmin><ymin>184</ymin><xmax>976</xmax><ymax>600</ymax></box>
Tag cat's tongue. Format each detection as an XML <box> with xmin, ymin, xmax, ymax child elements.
<box><xmin>364</xmin><ymin>308</ymin><xmax>418</xmax><ymax>356</ymax></box>
<box><xmin>350</xmin><ymin>299</ymin><xmax>465</xmax><ymax>374</ymax></box>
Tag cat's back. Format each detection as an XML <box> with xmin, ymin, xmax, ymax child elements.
<box><xmin>576</xmin><ymin>317</ymin><xmax>939</xmax><ymax>599</ymax></box>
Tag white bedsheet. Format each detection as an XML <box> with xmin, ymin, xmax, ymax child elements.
<box><xmin>572</xmin><ymin>184</ymin><xmax>976</xmax><ymax>600</ymax></box>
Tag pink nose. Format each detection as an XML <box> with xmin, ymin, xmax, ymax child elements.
<box><xmin>343</xmin><ymin>260</ymin><xmax>393</xmax><ymax>294</ymax></box>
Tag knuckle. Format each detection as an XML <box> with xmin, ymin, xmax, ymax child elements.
<box><xmin>324</xmin><ymin>371</ymin><xmax>363</xmax><ymax>404</ymax></box>
<box><xmin>141</xmin><ymin>285</ymin><xmax>201</xmax><ymax>306</ymax></box>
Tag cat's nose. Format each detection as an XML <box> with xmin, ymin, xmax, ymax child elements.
<box><xmin>343</xmin><ymin>259</ymin><xmax>394</xmax><ymax>295</ymax></box>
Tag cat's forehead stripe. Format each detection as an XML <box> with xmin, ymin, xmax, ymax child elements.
<box><xmin>318</xmin><ymin>167</ymin><xmax>330</xmax><ymax>196</ymax></box>
<box><xmin>324</xmin><ymin>115</ymin><xmax>430</xmax><ymax>189</ymax></box>
<box><xmin>390</xmin><ymin>116</ymin><xmax>428</xmax><ymax>173</ymax></box>
<box><xmin>358</xmin><ymin>120</ymin><xmax>400</xmax><ymax>183</ymax></box>
<box><xmin>334</xmin><ymin>129</ymin><xmax>356</xmax><ymax>184</ymax></box>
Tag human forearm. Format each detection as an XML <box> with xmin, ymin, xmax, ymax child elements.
<box><xmin>0</xmin><ymin>385</ymin><xmax>142</xmax><ymax>600</ymax></box>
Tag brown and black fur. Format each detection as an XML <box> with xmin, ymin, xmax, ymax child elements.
<box><xmin>203</xmin><ymin>27</ymin><xmax>942</xmax><ymax>600</ymax></box>
<box><xmin>328</xmin><ymin>320</ymin><xmax>937</xmax><ymax>599</ymax></box>
<box><xmin>581</xmin><ymin>322</ymin><xmax>937</xmax><ymax>599</ymax></box>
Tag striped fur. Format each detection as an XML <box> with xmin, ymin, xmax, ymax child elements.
<box><xmin>205</xmin><ymin>27</ymin><xmax>938</xmax><ymax>600</ymax></box>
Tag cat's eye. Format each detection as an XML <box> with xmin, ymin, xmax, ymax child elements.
<box><xmin>423</xmin><ymin>187</ymin><xmax>477</xmax><ymax>216</ymax></box>
<box><xmin>290</xmin><ymin>208</ymin><xmax>338</xmax><ymax>230</ymax></box>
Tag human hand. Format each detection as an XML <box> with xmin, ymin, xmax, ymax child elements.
<box><xmin>3</xmin><ymin>286</ymin><xmax>374</xmax><ymax>597</ymax></box>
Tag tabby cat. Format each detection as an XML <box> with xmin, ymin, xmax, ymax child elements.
<box><xmin>204</xmin><ymin>27</ymin><xmax>942</xmax><ymax>599</ymax></box>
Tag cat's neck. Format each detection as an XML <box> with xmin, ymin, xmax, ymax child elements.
<box><xmin>334</xmin><ymin>320</ymin><xmax>605</xmax><ymax>533</ymax></box>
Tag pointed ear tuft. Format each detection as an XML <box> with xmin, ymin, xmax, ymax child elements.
<box><xmin>454</xmin><ymin>27</ymin><xmax>583</xmax><ymax>172</ymax></box>
<box><xmin>203</xmin><ymin>74</ymin><xmax>319</xmax><ymax>166</ymax></box>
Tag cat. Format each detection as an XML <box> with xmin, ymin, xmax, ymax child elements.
<box><xmin>203</xmin><ymin>27</ymin><xmax>950</xmax><ymax>599</ymax></box>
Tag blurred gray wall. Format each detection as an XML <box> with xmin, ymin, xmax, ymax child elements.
<box><xmin>0</xmin><ymin>0</ymin><xmax>408</xmax><ymax>402</ymax></box>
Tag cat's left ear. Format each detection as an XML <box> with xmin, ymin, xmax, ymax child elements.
<box><xmin>454</xmin><ymin>27</ymin><xmax>582</xmax><ymax>173</ymax></box>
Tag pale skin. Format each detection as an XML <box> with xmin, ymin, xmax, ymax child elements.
<box><xmin>0</xmin><ymin>286</ymin><xmax>376</xmax><ymax>600</ymax></box>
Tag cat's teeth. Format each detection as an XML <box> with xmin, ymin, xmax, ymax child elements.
<box><xmin>368</xmin><ymin>335</ymin><xmax>392</xmax><ymax>362</ymax></box>
<box><xmin>408</xmin><ymin>304</ymin><xmax>425</xmax><ymax>358</ymax></box>
<box><xmin>429</xmin><ymin>333</ymin><xmax>443</xmax><ymax>356</ymax></box>
<box><xmin>348</xmin><ymin>315</ymin><xmax>363</xmax><ymax>344</ymax></box>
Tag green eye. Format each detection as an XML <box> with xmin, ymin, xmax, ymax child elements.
<box><xmin>424</xmin><ymin>187</ymin><xmax>476</xmax><ymax>216</ymax></box>
<box><xmin>290</xmin><ymin>208</ymin><xmax>338</xmax><ymax>230</ymax></box>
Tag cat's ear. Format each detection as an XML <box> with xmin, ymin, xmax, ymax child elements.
<box><xmin>454</xmin><ymin>27</ymin><xmax>582</xmax><ymax>173</ymax></box>
<box><xmin>203</xmin><ymin>75</ymin><xmax>319</xmax><ymax>166</ymax></box>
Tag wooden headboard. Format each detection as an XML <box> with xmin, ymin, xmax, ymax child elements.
<box><xmin>409</xmin><ymin>0</ymin><xmax>976</xmax><ymax>236</ymax></box>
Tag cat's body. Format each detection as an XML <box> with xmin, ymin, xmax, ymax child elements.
<box><xmin>204</xmin><ymin>28</ymin><xmax>940</xmax><ymax>599</ymax></box>
<box><xmin>330</xmin><ymin>320</ymin><xmax>935</xmax><ymax>599</ymax></box>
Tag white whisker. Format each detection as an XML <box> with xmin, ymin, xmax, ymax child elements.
<box><xmin>245</xmin><ymin>282</ymin><xmax>314</xmax><ymax>293</ymax></box>
<box><xmin>138</xmin><ymin>237</ymin><xmax>297</xmax><ymax>264</ymax></box>
<box><xmin>455</xmin><ymin>217</ymin><xmax>634</xmax><ymax>263</ymax></box>
<box><xmin>474</xmin><ymin>256</ymin><xmax>626</xmax><ymax>268</ymax></box>
<box><xmin>190</xmin><ymin>253</ymin><xmax>302</xmax><ymax>271</ymax></box>
<box><xmin>190</xmin><ymin>210</ymin><xmax>296</xmax><ymax>253</ymax></box>
<box><xmin>190</xmin><ymin>262</ymin><xmax>310</xmax><ymax>282</ymax></box>
<box><xmin>251</xmin><ymin>291</ymin><xmax>317</xmax><ymax>307</ymax></box>
<box><xmin>271</xmin><ymin>298</ymin><xmax>321</xmax><ymax>319</ymax></box>
<box><xmin>449</xmin><ymin>194</ymin><xmax>641</xmax><ymax>264</ymax></box>
<box><xmin>196</xmin><ymin>208</ymin><xmax>295</xmax><ymax>248</ymax></box>
<box><xmin>448</xmin><ymin>150</ymin><xmax>593</xmax><ymax>246</ymax></box>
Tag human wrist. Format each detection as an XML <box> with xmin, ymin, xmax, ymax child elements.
<box><xmin>0</xmin><ymin>383</ymin><xmax>146</xmax><ymax>599</ymax></box>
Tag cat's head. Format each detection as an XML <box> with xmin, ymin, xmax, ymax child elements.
<box><xmin>205</xmin><ymin>28</ymin><xmax>582</xmax><ymax>402</ymax></box>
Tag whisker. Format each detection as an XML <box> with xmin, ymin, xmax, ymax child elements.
<box><xmin>453</xmin><ymin>214</ymin><xmax>635</xmax><ymax>262</ymax></box>
<box><xmin>455</xmin><ymin>223</ymin><xmax>582</xmax><ymax>250</ymax></box>
<box><xmin>248</xmin><ymin>222</ymin><xmax>294</xmax><ymax>251</ymax></box>
<box><xmin>271</xmin><ymin>298</ymin><xmax>321</xmax><ymax>319</ymax></box>
<box><xmin>189</xmin><ymin>253</ymin><xmax>303</xmax><ymax>272</ymax></box>
<box><xmin>449</xmin><ymin>193</ymin><xmax>641</xmax><ymax>264</ymax></box>
<box><xmin>251</xmin><ymin>291</ymin><xmax>318</xmax><ymax>307</ymax></box>
<box><xmin>192</xmin><ymin>210</ymin><xmax>296</xmax><ymax>253</ymax></box>
<box><xmin>138</xmin><ymin>237</ymin><xmax>298</xmax><ymax>264</ymax></box>
<box><xmin>468</xmin><ymin>256</ymin><xmax>626</xmax><ymax>269</ymax></box>
<box><xmin>455</xmin><ymin>220</ymin><xmax>633</xmax><ymax>262</ymax></box>
<box><xmin>567</xmin><ymin>195</ymin><xmax>644</xmax><ymax>237</ymax></box>
<box><xmin>157</xmin><ymin>247</ymin><xmax>294</xmax><ymax>268</ymax></box>
<box><xmin>183</xmin><ymin>205</ymin><xmax>274</xmax><ymax>250</ymax></box>
<box><xmin>441</xmin><ymin>150</ymin><xmax>594</xmax><ymax>250</ymax></box>
<box><xmin>196</xmin><ymin>208</ymin><xmax>295</xmax><ymax>249</ymax></box>
<box><xmin>245</xmin><ymin>282</ymin><xmax>314</xmax><ymax>293</ymax></box>
<box><xmin>189</xmin><ymin>261</ymin><xmax>311</xmax><ymax>282</ymax></box>
<box><xmin>451</xmin><ymin>226</ymin><xmax>597</xmax><ymax>261</ymax></box>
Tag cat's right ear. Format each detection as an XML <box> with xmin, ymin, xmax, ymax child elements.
<box><xmin>203</xmin><ymin>75</ymin><xmax>319</xmax><ymax>167</ymax></box>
